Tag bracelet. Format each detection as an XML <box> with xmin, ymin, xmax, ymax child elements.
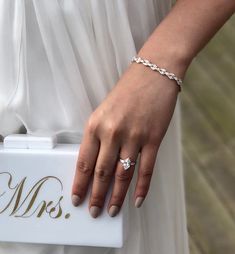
<box><xmin>131</xmin><ymin>56</ymin><xmax>182</xmax><ymax>92</ymax></box>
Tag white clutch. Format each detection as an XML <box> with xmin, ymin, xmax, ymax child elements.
<box><xmin>0</xmin><ymin>134</ymin><xmax>129</xmax><ymax>248</ymax></box>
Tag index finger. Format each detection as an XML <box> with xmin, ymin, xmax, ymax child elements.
<box><xmin>71</xmin><ymin>127</ymin><xmax>100</xmax><ymax>206</ymax></box>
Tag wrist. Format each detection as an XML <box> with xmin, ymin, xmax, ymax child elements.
<box><xmin>137</xmin><ymin>39</ymin><xmax>194</xmax><ymax>80</ymax></box>
<box><xmin>131</xmin><ymin>56</ymin><xmax>183</xmax><ymax>92</ymax></box>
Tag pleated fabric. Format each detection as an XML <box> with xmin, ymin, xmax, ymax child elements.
<box><xmin>0</xmin><ymin>0</ymin><xmax>190</xmax><ymax>254</ymax></box>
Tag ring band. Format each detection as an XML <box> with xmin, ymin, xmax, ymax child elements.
<box><xmin>119</xmin><ymin>157</ymin><xmax>136</xmax><ymax>170</ymax></box>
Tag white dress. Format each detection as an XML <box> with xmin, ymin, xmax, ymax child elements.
<box><xmin>0</xmin><ymin>0</ymin><xmax>189</xmax><ymax>254</ymax></box>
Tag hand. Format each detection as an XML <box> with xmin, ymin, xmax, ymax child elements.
<box><xmin>71</xmin><ymin>62</ymin><xmax>180</xmax><ymax>218</ymax></box>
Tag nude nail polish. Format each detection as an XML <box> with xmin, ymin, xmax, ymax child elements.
<box><xmin>0</xmin><ymin>134</ymin><xmax>129</xmax><ymax>246</ymax></box>
<box><xmin>72</xmin><ymin>194</ymin><xmax>81</xmax><ymax>207</ymax></box>
<box><xmin>108</xmin><ymin>205</ymin><xmax>120</xmax><ymax>217</ymax></box>
<box><xmin>90</xmin><ymin>206</ymin><xmax>101</xmax><ymax>218</ymax></box>
<box><xmin>135</xmin><ymin>197</ymin><xmax>144</xmax><ymax>208</ymax></box>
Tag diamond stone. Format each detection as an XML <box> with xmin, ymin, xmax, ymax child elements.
<box><xmin>121</xmin><ymin>157</ymin><xmax>131</xmax><ymax>170</ymax></box>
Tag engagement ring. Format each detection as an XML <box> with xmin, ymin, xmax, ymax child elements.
<box><xmin>119</xmin><ymin>157</ymin><xmax>136</xmax><ymax>170</ymax></box>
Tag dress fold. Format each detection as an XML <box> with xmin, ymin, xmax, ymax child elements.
<box><xmin>0</xmin><ymin>1</ymin><xmax>189</xmax><ymax>254</ymax></box>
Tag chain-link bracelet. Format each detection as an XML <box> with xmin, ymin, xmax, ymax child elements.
<box><xmin>131</xmin><ymin>56</ymin><xmax>182</xmax><ymax>92</ymax></box>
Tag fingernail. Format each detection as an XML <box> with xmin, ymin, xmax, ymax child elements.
<box><xmin>90</xmin><ymin>206</ymin><xmax>101</xmax><ymax>218</ymax></box>
<box><xmin>135</xmin><ymin>197</ymin><xmax>144</xmax><ymax>208</ymax></box>
<box><xmin>72</xmin><ymin>194</ymin><xmax>81</xmax><ymax>207</ymax></box>
<box><xmin>108</xmin><ymin>205</ymin><xmax>120</xmax><ymax>217</ymax></box>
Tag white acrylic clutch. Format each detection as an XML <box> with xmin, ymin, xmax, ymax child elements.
<box><xmin>0</xmin><ymin>134</ymin><xmax>129</xmax><ymax>248</ymax></box>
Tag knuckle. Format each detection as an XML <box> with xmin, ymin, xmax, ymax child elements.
<box><xmin>137</xmin><ymin>183</ymin><xmax>150</xmax><ymax>196</ymax></box>
<box><xmin>115</xmin><ymin>170</ymin><xmax>132</xmax><ymax>182</ymax></box>
<box><xmin>94</xmin><ymin>166</ymin><xmax>112</xmax><ymax>182</ymax></box>
<box><xmin>128</xmin><ymin>128</ymin><xmax>142</xmax><ymax>141</ymax></box>
<box><xmin>104</xmin><ymin>121</ymin><xmax>121</xmax><ymax>140</ymax></box>
<box><xmin>148</xmin><ymin>133</ymin><xmax>162</xmax><ymax>146</ymax></box>
<box><xmin>111</xmin><ymin>193</ymin><xmax>122</xmax><ymax>204</ymax></box>
<box><xmin>86</xmin><ymin>114</ymin><xmax>99</xmax><ymax>135</ymax></box>
<box><xmin>90</xmin><ymin>193</ymin><xmax>104</xmax><ymax>205</ymax></box>
<box><xmin>139</xmin><ymin>168</ymin><xmax>153</xmax><ymax>179</ymax></box>
<box><xmin>73</xmin><ymin>183</ymin><xmax>87</xmax><ymax>196</ymax></box>
<box><xmin>144</xmin><ymin>142</ymin><xmax>159</xmax><ymax>156</ymax></box>
<box><xmin>76</xmin><ymin>159</ymin><xmax>93</xmax><ymax>175</ymax></box>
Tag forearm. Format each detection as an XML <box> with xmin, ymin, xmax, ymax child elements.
<box><xmin>138</xmin><ymin>0</ymin><xmax>235</xmax><ymax>79</ymax></box>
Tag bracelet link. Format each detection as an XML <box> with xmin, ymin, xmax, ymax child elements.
<box><xmin>131</xmin><ymin>56</ymin><xmax>183</xmax><ymax>92</ymax></box>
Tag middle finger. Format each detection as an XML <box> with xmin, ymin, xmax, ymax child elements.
<box><xmin>89</xmin><ymin>140</ymin><xmax>120</xmax><ymax>218</ymax></box>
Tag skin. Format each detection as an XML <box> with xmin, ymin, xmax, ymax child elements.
<box><xmin>72</xmin><ymin>0</ymin><xmax>235</xmax><ymax>218</ymax></box>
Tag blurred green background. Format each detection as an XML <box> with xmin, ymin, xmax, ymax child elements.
<box><xmin>181</xmin><ymin>13</ymin><xmax>235</xmax><ymax>254</ymax></box>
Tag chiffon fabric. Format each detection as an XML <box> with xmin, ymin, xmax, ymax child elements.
<box><xmin>0</xmin><ymin>0</ymin><xmax>189</xmax><ymax>254</ymax></box>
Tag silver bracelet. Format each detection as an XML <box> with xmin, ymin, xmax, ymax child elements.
<box><xmin>131</xmin><ymin>56</ymin><xmax>182</xmax><ymax>91</ymax></box>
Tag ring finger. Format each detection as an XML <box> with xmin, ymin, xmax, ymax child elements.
<box><xmin>107</xmin><ymin>143</ymin><xmax>140</xmax><ymax>217</ymax></box>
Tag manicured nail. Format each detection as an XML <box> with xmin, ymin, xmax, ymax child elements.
<box><xmin>108</xmin><ymin>205</ymin><xmax>120</xmax><ymax>217</ymax></box>
<box><xmin>135</xmin><ymin>197</ymin><xmax>144</xmax><ymax>208</ymax></box>
<box><xmin>72</xmin><ymin>194</ymin><xmax>81</xmax><ymax>207</ymax></box>
<box><xmin>90</xmin><ymin>206</ymin><xmax>101</xmax><ymax>218</ymax></box>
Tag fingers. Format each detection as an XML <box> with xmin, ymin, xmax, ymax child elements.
<box><xmin>71</xmin><ymin>126</ymin><xmax>100</xmax><ymax>206</ymax></box>
<box><xmin>107</xmin><ymin>143</ymin><xmax>140</xmax><ymax>217</ymax></box>
<box><xmin>134</xmin><ymin>144</ymin><xmax>158</xmax><ymax>208</ymax></box>
<box><xmin>72</xmin><ymin>115</ymin><xmax>159</xmax><ymax>218</ymax></box>
<box><xmin>89</xmin><ymin>140</ymin><xmax>120</xmax><ymax>218</ymax></box>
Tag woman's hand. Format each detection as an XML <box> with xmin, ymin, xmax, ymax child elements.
<box><xmin>71</xmin><ymin>61</ymin><xmax>180</xmax><ymax>218</ymax></box>
<box><xmin>70</xmin><ymin>0</ymin><xmax>235</xmax><ymax>220</ymax></box>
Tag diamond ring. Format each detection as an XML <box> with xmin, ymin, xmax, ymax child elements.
<box><xmin>119</xmin><ymin>157</ymin><xmax>136</xmax><ymax>170</ymax></box>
